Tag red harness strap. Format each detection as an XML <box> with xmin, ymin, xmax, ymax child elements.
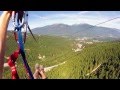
<box><xmin>9</xmin><ymin>31</ymin><xmax>26</xmax><ymax>79</ymax></box>
<box><xmin>7</xmin><ymin>49</ymin><xmax>20</xmax><ymax>79</ymax></box>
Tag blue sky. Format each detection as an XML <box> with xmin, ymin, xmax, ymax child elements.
<box><xmin>1</xmin><ymin>11</ymin><xmax>120</xmax><ymax>30</ymax></box>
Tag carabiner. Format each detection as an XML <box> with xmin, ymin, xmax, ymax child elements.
<box><xmin>12</xmin><ymin>11</ymin><xmax>25</xmax><ymax>29</ymax></box>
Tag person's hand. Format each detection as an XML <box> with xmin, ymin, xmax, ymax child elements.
<box><xmin>4</xmin><ymin>11</ymin><xmax>24</xmax><ymax>22</ymax></box>
<box><xmin>39</xmin><ymin>70</ymin><xmax>47</xmax><ymax>79</ymax></box>
<box><xmin>39</xmin><ymin>65</ymin><xmax>47</xmax><ymax>79</ymax></box>
<box><xmin>40</xmin><ymin>65</ymin><xmax>44</xmax><ymax>69</ymax></box>
<box><xmin>4</xmin><ymin>11</ymin><xmax>15</xmax><ymax>16</ymax></box>
<box><xmin>4</xmin><ymin>63</ymin><xmax>9</xmax><ymax>68</ymax></box>
<box><xmin>0</xmin><ymin>11</ymin><xmax>14</xmax><ymax>20</ymax></box>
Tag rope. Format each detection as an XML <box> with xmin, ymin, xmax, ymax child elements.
<box><xmin>17</xmin><ymin>27</ymin><xmax>34</xmax><ymax>79</ymax></box>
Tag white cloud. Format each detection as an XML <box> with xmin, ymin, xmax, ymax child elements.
<box><xmin>31</xmin><ymin>14</ymin><xmax>48</xmax><ymax>20</ymax></box>
<box><xmin>78</xmin><ymin>11</ymin><xmax>90</xmax><ymax>15</ymax></box>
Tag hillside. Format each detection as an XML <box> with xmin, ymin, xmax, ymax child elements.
<box><xmin>4</xmin><ymin>31</ymin><xmax>120</xmax><ymax>79</ymax></box>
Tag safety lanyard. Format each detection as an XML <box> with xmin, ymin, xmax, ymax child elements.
<box><xmin>7</xmin><ymin>11</ymin><xmax>34</xmax><ymax>79</ymax></box>
<box><xmin>16</xmin><ymin>26</ymin><xmax>34</xmax><ymax>79</ymax></box>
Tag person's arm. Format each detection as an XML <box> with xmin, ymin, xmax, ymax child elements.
<box><xmin>0</xmin><ymin>11</ymin><xmax>12</xmax><ymax>79</ymax></box>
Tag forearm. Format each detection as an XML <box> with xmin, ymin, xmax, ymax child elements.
<box><xmin>40</xmin><ymin>71</ymin><xmax>47</xmax><ymax>79</ymax></box>
<box><xmin>0</xmin><ymin>11</ymin><xmax>11</xmax><ymax>79</ymax></box>
<box><xmin>0</xmin><ymin>11</ymin><xmax>11</xmax><ymax>42</ymax></box>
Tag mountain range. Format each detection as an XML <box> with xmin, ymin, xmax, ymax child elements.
<box><xmin>31</xmin><ymin>23</ymin><xmax>120</xmax><ymax>39</ymax></box>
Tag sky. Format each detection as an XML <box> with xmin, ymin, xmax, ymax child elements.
<box><xmin>1</xmin><ymin>11</ymin><xmax>120</xmax><ymax>30</ymax></box>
